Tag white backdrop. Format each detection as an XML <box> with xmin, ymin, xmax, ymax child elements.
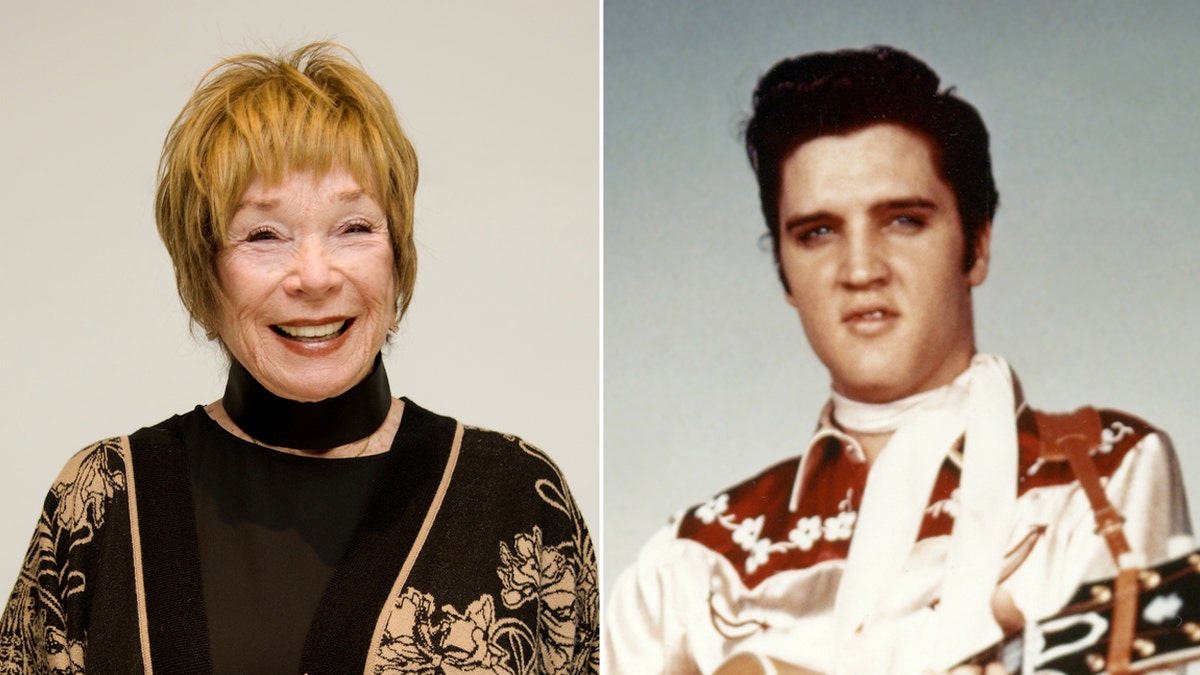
<box><xmin>0</xmin><ymin>1</ymin><xmax>599</xmax><ymax>585</ymax></box>
<box><xmin>604</xmin><ymin>0</ymin><xmax>1200</xmax><ymax>627</ymax></box>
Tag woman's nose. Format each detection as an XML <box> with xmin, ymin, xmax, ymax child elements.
<box><xmin>284</xmin><ymin>239</ymin><xmax>340</xmax><ymax>297</ymax></box>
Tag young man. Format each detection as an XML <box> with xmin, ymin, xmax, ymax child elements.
<box><xmin>603</xmin><ymin>46</ymin><xmax>1193</xmax><ymax>675</ymax></box>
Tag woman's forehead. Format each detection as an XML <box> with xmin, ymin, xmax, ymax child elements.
<box><xmin>233</xmin><ymin>168</ymin><xmax>382</xmax><ymax>213</ymax></box>
<box><xmin>238</xmin><ymin>165</ymin><xmax>379</xmax><ymax>198</ymax></box>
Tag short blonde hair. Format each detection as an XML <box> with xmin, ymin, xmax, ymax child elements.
<box><xmin>156</xmin><ymin>42</ymin><xmax>419</xmax><ymax>338</ymax></box>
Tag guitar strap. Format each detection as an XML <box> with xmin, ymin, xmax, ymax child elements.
<box><xmin>1035</xmin><ymin>407</ymin><xmax>1138</xmax><ymax>675</ymax></box>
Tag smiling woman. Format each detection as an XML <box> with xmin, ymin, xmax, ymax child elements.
<box><xmin>0</xmin><ymin>43</ymin><xmax>598</xmax><ymax>674</ymax></box>
<box><xmin>215</xmin><ymin>170</ymin><xmax>398</xmax><ymax>407</ymax></box>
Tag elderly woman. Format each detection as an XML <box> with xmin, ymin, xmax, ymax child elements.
<box><xmin>0</xmin><ymin>43</ymin><xmax>597</xmax><ymax>674</ymax></box>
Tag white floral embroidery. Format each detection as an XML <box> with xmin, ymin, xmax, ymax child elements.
<box><xmin>705</xmin><ymin>488</ymin><xmax>859</xmax><ymax>573</ymax></box>
<box><xmin>745</xmin><ymin>539</ymin><xmax>772</xmax><ymax>574</ymax></box>
<box><xmin>696</xmin><ymin>494</ymin><xmax>729</xmax><ymax>524</ymax></box>
<box><xmin>1098</xmin><ymin>421</ymin><xmax>1134</xmax><ymax>454</ymax></box>
<box><xmin>824</xmin><ymin>510</ymin><xmax>856</xmax><ymax>541</ymax></box>
<box><xmin>787</xmin><ymin>516</ymin><xmax>823</xmax><ymax>551</ymax></box>
<box><xmin>732</xmin><ymin>516</ymin><xmax>765</xmax><ymax>551</ymax></box>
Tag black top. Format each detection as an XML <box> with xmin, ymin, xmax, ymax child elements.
<box><xmin>177</xmin><ymin>407</ymin><xmax>389</xmax><ymax>674</ymax></box>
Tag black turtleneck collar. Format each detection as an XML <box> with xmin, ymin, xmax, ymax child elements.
<box><xmin>222</xmin><ymin>354</ymin><xmax>391</xmax><ymax>450</ymax></box>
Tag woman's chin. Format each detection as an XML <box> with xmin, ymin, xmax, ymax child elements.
<box><xmin>232</xmin><ymin>331</ymin><xmax>383</xmax><ymax>402</ymax></box>
<box><xmin>255</xmin><ymin>361</ymin><xmax>374</xmax><ymax>402</ymax></box>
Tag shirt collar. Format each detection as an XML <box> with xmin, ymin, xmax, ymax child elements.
<box><xmin>788</xmin><ymin>367</ymin><xmax>1028</xmax><ymax>514</ymax></box>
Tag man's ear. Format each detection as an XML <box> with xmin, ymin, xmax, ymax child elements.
<box><xmin>785</xmin><ymin>288</ymin><xmax>799</xmax><ymax>309</ymax></box>
<box><xmin>781</xmin><ymin>264</ymin><xmax>799</xmax><ymax>308</ymax></box>
<box><xmin>967</xmin><ymin>221</ymin><xmax>992</xmax><ymax>287</ymax></box>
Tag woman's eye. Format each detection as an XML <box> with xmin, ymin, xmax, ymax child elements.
<box><xmin>345</xmin><ymin>220</ymin><xmax>376</xmax><ymax>234</ymax></box>
<box><xmin>245</xmin><ymin>228</ymin><xmax>280</xmax><ymax>242</ymax></box>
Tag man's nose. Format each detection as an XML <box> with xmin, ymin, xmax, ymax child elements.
<box><xmin>837</xmin><ymin>227</ymin><xmax>889</xmax><ymax>288</ymax></box>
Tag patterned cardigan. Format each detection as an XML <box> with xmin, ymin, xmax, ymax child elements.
<box><xmin>0</xmin><ymin>400</ymin><xmax>599</xmax><ymax>674</ymax></box>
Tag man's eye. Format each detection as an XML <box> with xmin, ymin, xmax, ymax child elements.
<box><xmin>891</xmin><ymin>215</ymin><xmax>924</xmax><ymax>228</ymax></box>
<box><xmin>796</xmin><ymin>225</ymin><xmax>832</xmax><ymax>244</ymax></box>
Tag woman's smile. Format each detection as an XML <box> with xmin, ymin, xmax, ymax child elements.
<box><xmin>272</xmin><ymin>319</ymin><xmax>352</xmax><ymax>341</ymax></box>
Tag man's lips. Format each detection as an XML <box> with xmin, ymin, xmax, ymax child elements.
<box><xmin>841</xmin><ymin>306</ymin><xmax>898</xmax><ymax>335</ymax></box>
<box><xmin>271</xmin><ymin>318</ymin><xmax>352</xmax><ymax>341</ymax></box>
<box><xmin>842</xmin><ymin>307</ymin><xmax>896</xmax><ymax>323</ymax></box>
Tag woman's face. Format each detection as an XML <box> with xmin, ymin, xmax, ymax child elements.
<box><xmin>215</xmin><ymin>167</ymin><xmax>396</xmax><ymax>402</ymax></box>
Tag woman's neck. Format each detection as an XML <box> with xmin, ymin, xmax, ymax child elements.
<box><xmin>218</xmin><ymin>352</ymin><xmax>394</xmax><ymax>452</ymax></box>
<box><xmin>205</xmin><ymin>398</ymin><xmax>404</xmax><ymax>458</ymax></box>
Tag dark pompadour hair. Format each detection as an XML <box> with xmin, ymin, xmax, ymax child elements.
<box><xmin>744</xmin><ymin>46</ymin><xmax>999</xmax><ymax>285</ymax></box>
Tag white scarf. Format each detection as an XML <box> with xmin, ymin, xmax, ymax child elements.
<box><xmin>833</xmin><ymin>354</ymin><xmax>1018</xmax><ymax>674</ymax></box>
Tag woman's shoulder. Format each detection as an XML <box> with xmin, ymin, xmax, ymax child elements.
<box><xmin>48</xmin><ymin>437</ymin><xmax>132</xmax><ymax>509</ymax></box>
<box><xmin>399</xmin><ymin>398</ymin><xmax>568</xmax><ymax>477</ymax></box>
<box><xmin>460</xmin><ymin>424</ymin><xmax>552</xmax><ymax>456</ymax></box>
<box><xmin>43</xmin><ymin>407</ymin><xmax>204</xmax><ymax>504</ymax></box>
<box><xmin>58</xmin><ymin>434</ymin><xmax>129</xmax><ymax>471</ymax></box>
<box><xmin>456</xmin><ymin>424</ymin><xmax>572</xmax><ymax>483</ymax></box>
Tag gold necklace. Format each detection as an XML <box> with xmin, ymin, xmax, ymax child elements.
<box><xmin>352</xmin><ymin>431</ymin><xmax>375</xmax><ymax>458</ymax></box>
<box><xmin>245</xmin><ymin>429</ymin><xmax>374</xmax><ymax>457</ymax></box>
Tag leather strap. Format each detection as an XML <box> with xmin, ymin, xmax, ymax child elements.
<box><xmin>1108</xmin><ymin>567</ymin><xmax>1139</xmax><ymax>674</ymax></box>
<box><xmin>1035</xmin><ymin>407</ymin><xmax>1136</xmax><ymax>674</ymax></box>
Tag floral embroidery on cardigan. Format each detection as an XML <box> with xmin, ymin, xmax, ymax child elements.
<box><xmin>375</xmin><ymin>588</ymin><xmax>518</xmax><ymax>674</ymax></box>
<box><xmin>372</xmin><ymin>437</ymin><xmax>598</xmax><ymax>675</ymax></box>
<box><xmin>1</xmin><ymin>438</ymin><xmax>127</xmax><ymax>674</ymax></box>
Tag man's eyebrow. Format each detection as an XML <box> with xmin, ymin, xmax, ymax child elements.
<box><xmin>782</xmin><ymin>198</ymin><xmax>939</xmax><ymax>232</ymax></box>
<box><xmin>870</xmin><ymin>198</ymin><xmax>938</xmax><ymax>215</ymax></box>
<box><xmin>782</xmin><ymin>211</ymin><xmax>837</xmax><ymax>233</ymax></box>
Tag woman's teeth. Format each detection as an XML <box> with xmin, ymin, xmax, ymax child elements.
<box><xmin>275</xmin><ymin>321</ymin><xmax>346</xmax><ymax>340</ymax></box>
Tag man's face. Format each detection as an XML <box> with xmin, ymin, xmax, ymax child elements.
<box><xmin>777</xmin><ymin>123</ymin><xmax>990</xmax><ymax>403</ymax></box>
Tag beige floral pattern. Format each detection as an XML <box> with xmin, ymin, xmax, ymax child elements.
<box><xmin>374</xmin><ymin>436</ymin><xmax>597</xmax><ymax>674</ymax></box>
<box><xmin>496</xmin><ymin>526</ymin><xmax>580</xmax><ymax>673</ymax></box>
<box><xmin>0</xmin><ymin>439</ymin><xmax>125</xmax><ymax>674</ymax></box>
<box><xmin>375</xmin><ymin>589</ymin><xmax>517</xmax><ymax>675</ymax></box>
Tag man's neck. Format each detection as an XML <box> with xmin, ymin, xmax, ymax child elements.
<box><xmin>848</xmin><ymin>429</ymin><xmax>892</xmax><ymax>467</ymax></box>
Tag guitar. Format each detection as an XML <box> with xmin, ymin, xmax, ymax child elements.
<box><xmin>959</xmin><ymin>549</ymin><xmax>1200</xmax><ymax>674</ymax></box>
<box><xmin>714</xmin><ymin>549</ymin><xmax>1200</xmax><ymax>675</ymax></box>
